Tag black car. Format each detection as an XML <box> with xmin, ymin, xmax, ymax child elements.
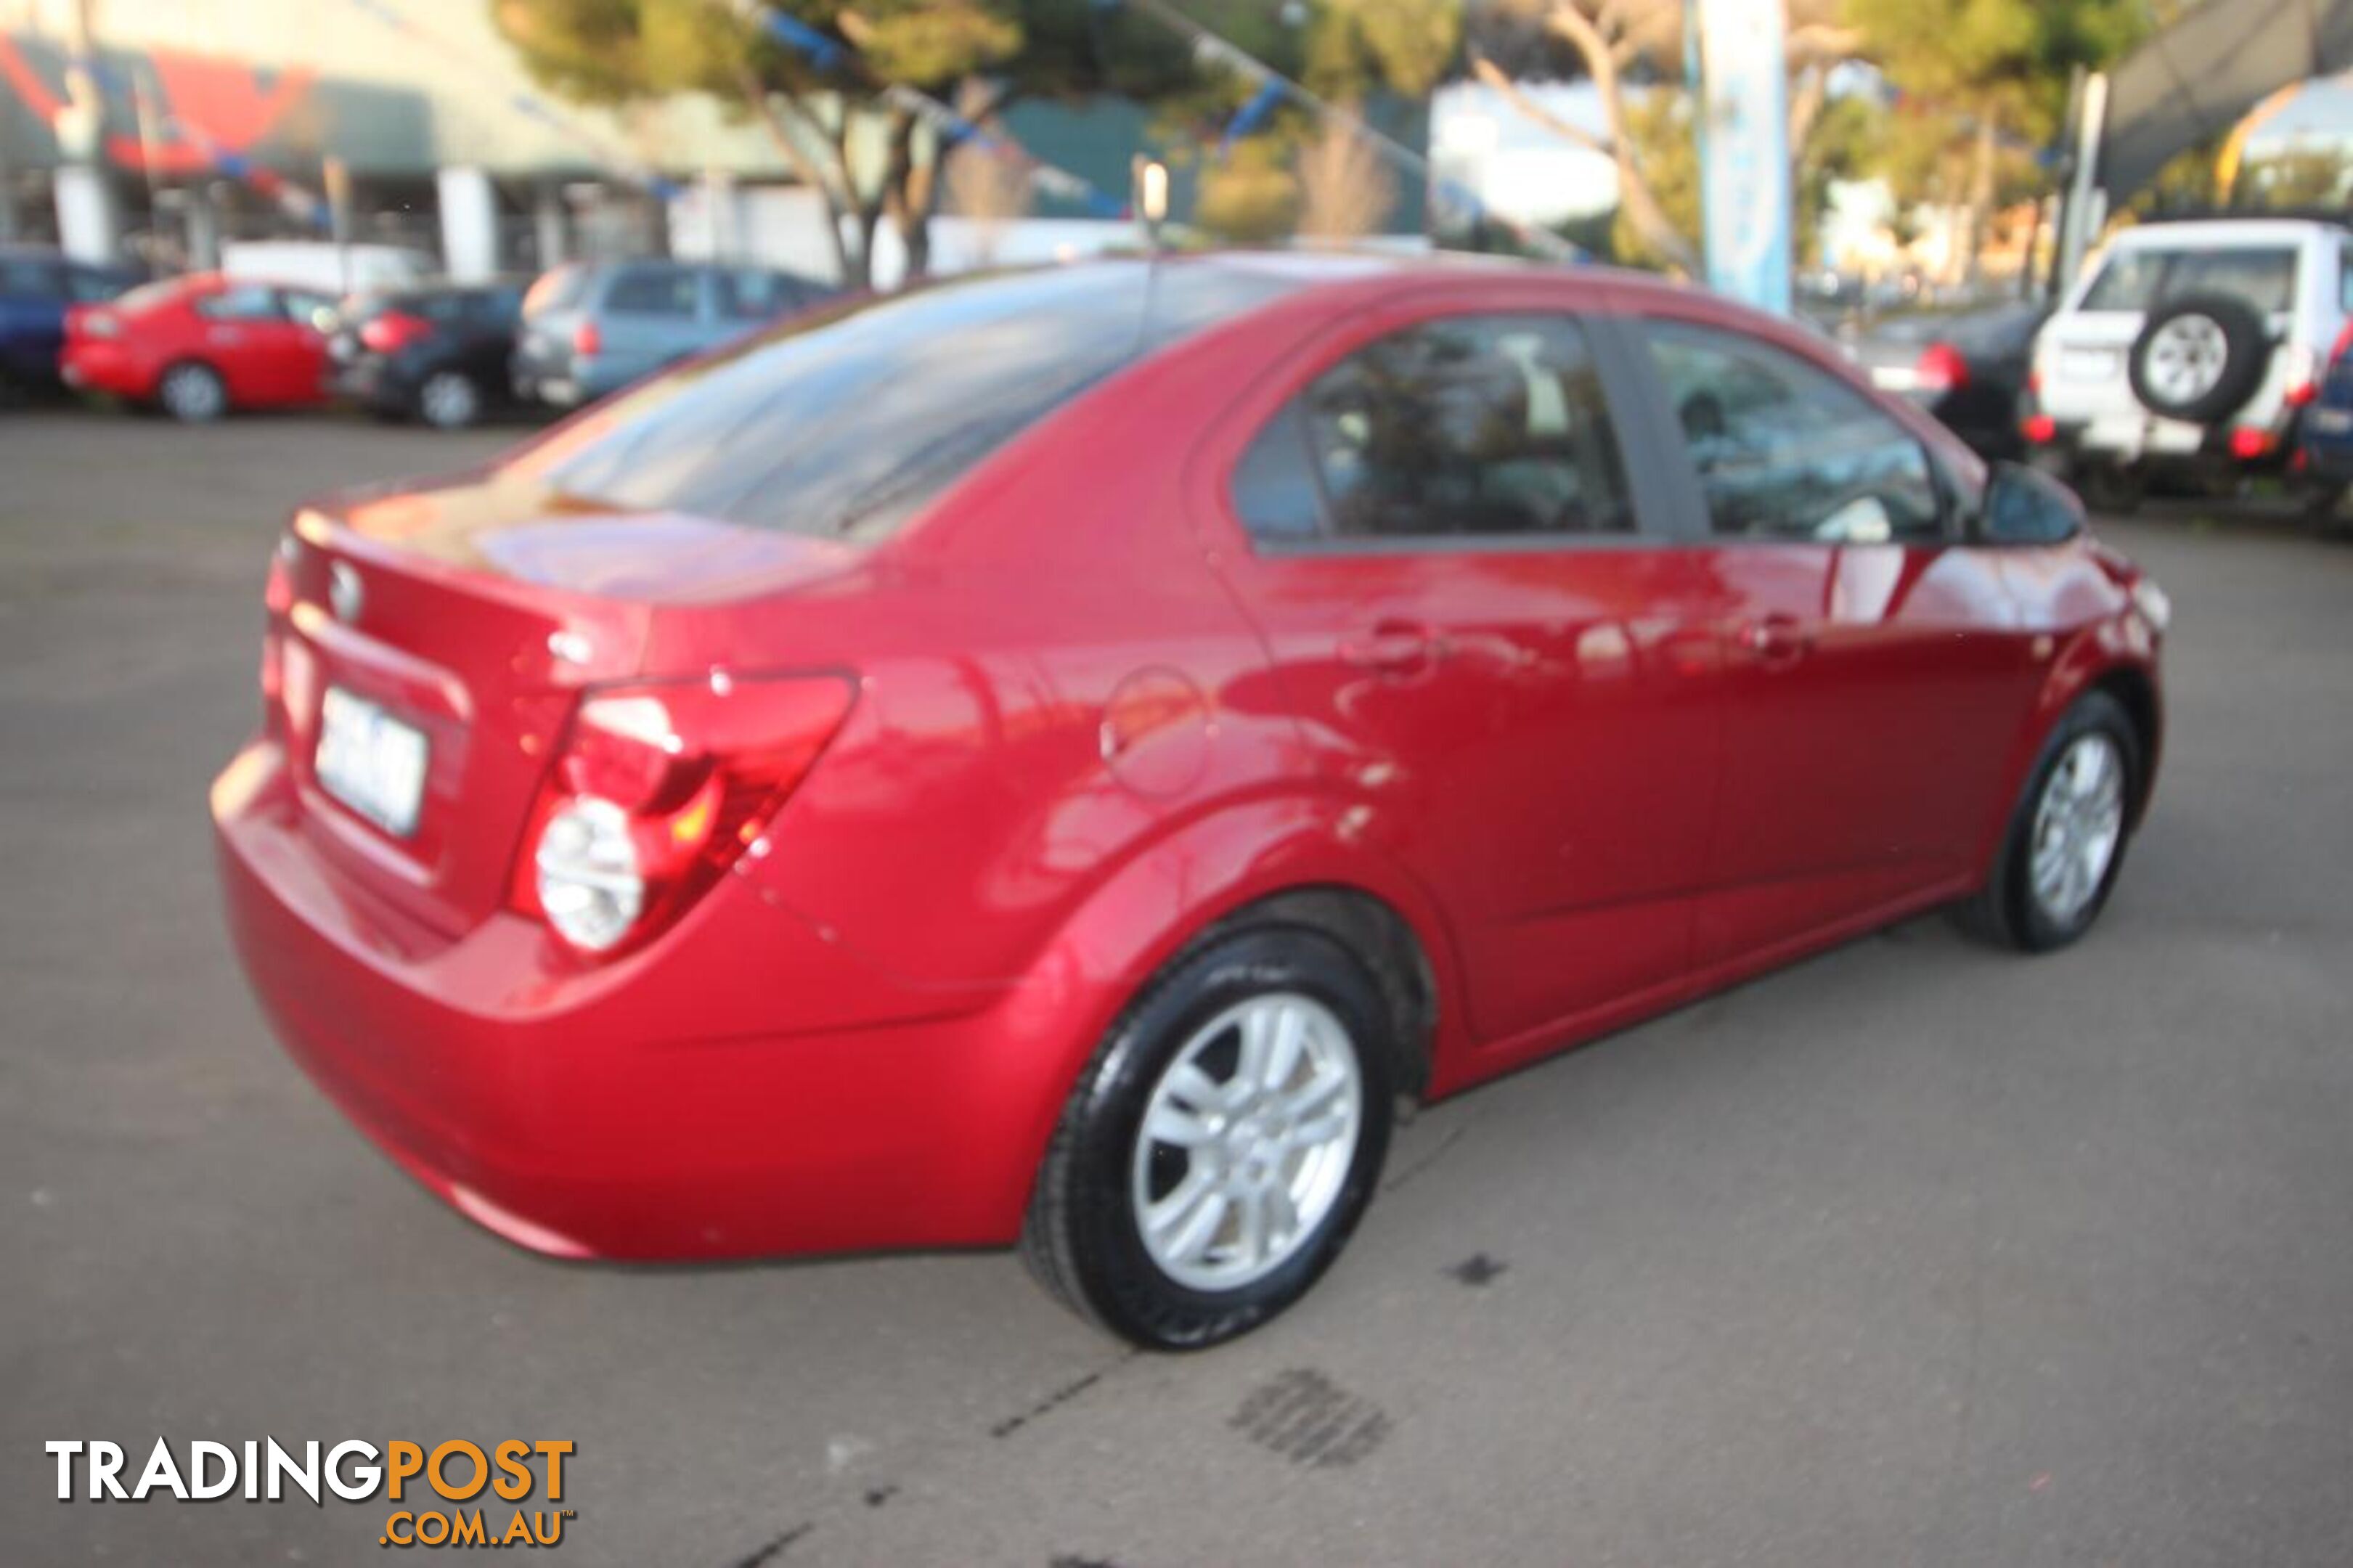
<box><xmin>1836</xmin><ymin>299</ymin><xmax>2049</xmax><ymax>461</ymax></box>
<box><xmin>331</xmin><ymin>281</ymin><xmax>527</xmax><ymax>428</ymax></box>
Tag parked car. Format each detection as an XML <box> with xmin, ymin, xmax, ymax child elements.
<box><xmin>215</xmin><ymin>256</ymin><xmax>2166</xmax><ymax>1349</ymax></box>
<box><xmin>330</xmin><ymin>280</ymin><xmax>527</xmax><ymax>428</ymax></box>
<box><xmin>63</xmin><ymin>273</ymin><xmax>338</xmax><ymax>420</ymax></box>
<box><xmin>0</xmin><ymin>245</ymin><xmax>143</xmax><ymax>393</ymax></box>
<box><xmin>2026</xmin><ymin>216</ymin><xmax>2351</xmax><ymax>509</ymax></box>
<box><xmin>510</xmin><ymin>259</ymin><xmax>835</xmax><ymax>409</ymax></box>
<box><xmin>1842</xmin><ymin>298</ymin><xmax>2049</xmax><ymax>460</ymax></box>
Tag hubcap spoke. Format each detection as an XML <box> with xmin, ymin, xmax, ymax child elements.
<box><xmin>2031</xmin><ymin>734</ymin><xmax>2125</xmax><ymax>924</ymax></box>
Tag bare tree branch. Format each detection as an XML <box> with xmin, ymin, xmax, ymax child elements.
<box><xmin>736</xmin><ymin>65</ymin><xmax>853</xmax><ymax>283</ymax></box>
<box><xmin>1469</xmin><ymin>53</ymin><xmax>1614</xmax><ymax>158</ymax></box>
<box><xmin>1534</xmin><ymin>1</ymin><xmax>1700</xmax><ymax>277</ymax></box>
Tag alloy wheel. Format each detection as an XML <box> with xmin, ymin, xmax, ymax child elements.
<box><xmin>1129</xmin><ymin>992</ymin><xmax>1363</xmax><ymax>1293</ymax></box>
<box><xmin>2029</xmin><ymin>732</ymin><xmax>2126</xmax><ymax>926</ymax></box>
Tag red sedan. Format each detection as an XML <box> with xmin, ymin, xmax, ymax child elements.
<box><xmin>64</xmin><ymin>272</ymin><xmax>336</xmax><ymax>420</ymax></box>
<box><xmin>213</xmin><ymin>256</ymin><xmax>2166</xmax><ymax>1347</ymax></box>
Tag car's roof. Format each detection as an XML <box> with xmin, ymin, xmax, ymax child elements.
<box><xmin>2109</xmin><ymin>218</ymin><xmax>2348</xmax><ymax>248</ymax></box>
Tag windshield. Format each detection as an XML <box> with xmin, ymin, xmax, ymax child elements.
<box><xmin>2081</xmin><ymin>245</ymin><xmax>2299</xmax><ymax>314</ymax></box>
<box><xmin>523</xmin><ymin>261</ymin><xmax>1302</xmax><ymax>542</ymax></box>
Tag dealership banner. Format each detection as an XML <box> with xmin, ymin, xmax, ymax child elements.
<box><xmin>1687</xmin><ymin>0</ymin><xmax>1793</xmax><ymax>315</ymax></box>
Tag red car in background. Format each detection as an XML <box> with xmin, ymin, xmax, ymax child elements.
<box><xmin>65</xmin><ymin>272</ymin><xmax>338</xmax><ymax>420</ymax></box>
<box><xmin>213</xmin><ymin>256</ymin><xmax>2167</xmax><ymax>1349</ymax></box>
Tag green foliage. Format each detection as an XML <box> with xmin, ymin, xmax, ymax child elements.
<box><xmin>1196</xmin><ymin>138</ymin><xmax>1302</xmax><ymax>242</ymax></box>
<box><xmin>1611</xmin><ymin>89</ymin><xmax>1695</xmax><ymax>270</ymax></box>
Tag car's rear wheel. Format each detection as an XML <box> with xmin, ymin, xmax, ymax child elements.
<box><xmin>1959</xmin><ymin>690</ymin><xmax>2140</xmax><ymax>952</ymax></box>
<box><xmin>158</xmin><ymin>361</ymin><xmax>228</xmax><ymax>423</ymax></box>
<box><xmin>416</xmin><ymin>369</ymin><xmax>483</xmax><ymax>430</ymax></box>
<box><xmin>1021</xmin><ymin>927</ymin><xmax>1394</xmax><ymax>1349</ymax></box>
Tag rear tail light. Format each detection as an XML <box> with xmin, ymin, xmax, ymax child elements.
<box><xmin>2023</xmin><ymin>413</ymin><xmax>2058</xmax><ymax>444</ymax></box>
<box><xmin>2284</xmin><ymin>343</ymin><xmax>2320</xmax><ymax>407</ymax></box>
<box><xmin>572</xmin><ymin>319</ymin><xmax>602</xmax><ymax>357</ymax></box>
<box><xmin>513</xmin><ymin>673</ymin><xmax>855</xmax><ymax>957</ymax></box>
<box><xmin>1914</xmin><ymin>341</ymin><xmax>1970</xmax><ymax>393</ymax></box>
<box><xmin>2229</xmin><ymin>427</ymin><xmax>2274</xmax><ymax>460</ymax></box>
<box><xmin>359</xmin><ymin>310</ymin><xmax>433</xmax><ymax>354</ymax></box>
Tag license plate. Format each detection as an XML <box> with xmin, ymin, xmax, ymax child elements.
<box><xmin>2060</xmin><ymin>347</ymin><xmax>2119</xmax><ymax>381</ymax></box>
<box><xmin>2309</xmin><ymin>407</ymin><xmax>2352</xmax><ymax>434</ymax></box>
<box><xmin>315</xmin><ymin>687</ymin><xmax>428</xmax><ymax>837</ymax></box>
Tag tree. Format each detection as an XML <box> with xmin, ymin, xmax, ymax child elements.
<box><xmin>1296</xmin><ymin>105</ymin><xmax>1399</xmax><ymax>241</ymax></box>
<box><xmin>1845</xmin><ymin>0</ymin><xmax>2149</xmax><ymax>282</ymax></box>
<box><xmin>941</xmin><ymin>78</ymin><xmax>1031</xmax><ymax>262</ymax></box>
<box><xmin>1465</xmin><ymin>0</ymin><xmax>1860</xmax><ymax>279</ymax></box>
<box><xmin>493</xmin><ymin>0</ymin><xmax>1024</xmax><ymax>287</ymax></box>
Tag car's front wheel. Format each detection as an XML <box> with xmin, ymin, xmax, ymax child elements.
<box><xmin>1961</xmin><ymin>690</ymin><xmax>2140</xmax><ymax>952</ymax></box>
<box><xmin>1022</xmin><ymin>927</ymin><xmax>1395</xmax><ymax>1349</ymax></box>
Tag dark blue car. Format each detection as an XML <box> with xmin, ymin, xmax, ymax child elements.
<box><xmin>0</xmin><ymin>247</ymin><xmax>144</xmax><ymax>393</ymax></box>
<box><xmin>2297</xmin><ymin>324</ymin><xmax>2353</xmax><ymax>513</ymax></box>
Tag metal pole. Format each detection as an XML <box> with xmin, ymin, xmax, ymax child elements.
<box><xmin>2054</xmin><ymin>71</ymin><xmax>2108</xmax><ymax>300</ymax></box>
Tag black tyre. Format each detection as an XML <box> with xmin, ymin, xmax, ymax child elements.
<box><xmin>2076</xmin><ymin>460</ymin><xmax>2145</xmax><ymax>515</ymax></box>
<box><xmin>1021</xmin><ymin>927</ymin><xmax>1395</xmax><ymax>1349</ymax></box>
<box><xmin>1958</xmin><ymin>690</ymin><xmax>2140</xmax><ymax>953</ymax></box>
<box><xmin>157</xmin><ymin>360</ymin><xmax>228</xmax><ymax>422</ymax></box>
<box><xmin>415</xmin><ymin>369</ymin><xmax>484</xmax><ymax>430</ymax></box>
<box><xmin>2129</xmin><ymin>294</ymin><xmax>2270</xmax><ymax>424</ymax></box>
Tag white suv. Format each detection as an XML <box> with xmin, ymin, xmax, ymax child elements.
<box><xmin>2026</xmin><ymin>217</ymin><xmax>2350</xmax><ymax>508</ymax></box>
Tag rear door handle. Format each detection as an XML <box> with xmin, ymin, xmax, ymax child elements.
<box><xmin>1340</xmin><ymin>618</ymin><xmax>1442</xmax><ymax>677</ymax></box>
<box><xmin>1735</xmin><ymin>613</ymin><xmax>1811</xmax><ymax>667</ymax></box>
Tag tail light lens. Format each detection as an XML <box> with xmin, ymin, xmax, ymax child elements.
<box><xmin>2229</xmin><ymin>426</ymin><xmax>2274</xmax><ymax>460</ymax></box>
<box><xmin>572</xmin><ymin>319</ymin><xmax>602</xmax><ymax>357</ymax></box>
<box><xmin>359</xmin><ymin>311</ymin><xmax>433</xmax><ymax>354</ymax></box>
<box><xmin>2284</xmin><ymin>343</ymin><xmax>2320</xmax><ymax>407</ymax></box>
<box><xmin>513</xmin><ymin>673</ymin><xmax>855</xmax><ymax>957</ymax></box>
<box><xmin>1914</xmin><ymin>341</ymin><xmax>1970</xmax><ymax>393</ymax></box>
<box><xmin>2022</xmin><ymin>413</ymin><xmax>2058</xmax><ymax>444</ymax></box>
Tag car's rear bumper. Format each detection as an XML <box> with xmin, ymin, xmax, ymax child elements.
<box><xmin>212</xmin><ymin>738</ymin><xmax>1058</xmax><ymax>1262</ymax></box>
<box><xmin>60</xmin><ymin>340</ymin><xmax>153</xmax><ymax>399</ymax></box>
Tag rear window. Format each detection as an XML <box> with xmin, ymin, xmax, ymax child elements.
<box><xmin>521</xmin><ymin>264</ymin><xmax>586</xmax><ymax>318</ymax></box>
<box><xmin>526</xmin><ymin>261</ymin><xmax>1302</xmax><ymax>541</ymax></box>
<box><xmin>1</xmin><ymin>257</ymin><xmax>60</xmax><ymax>299</ymax></box>
<box><xmin>2081</xmin><ymin>245</ymin><xmax>2299</xmax><ymax>314</ymax></box>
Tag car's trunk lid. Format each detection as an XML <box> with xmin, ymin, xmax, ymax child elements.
<box><xmin>270</xmin><ymin>467</ymin><xmax>863</xmax><ymax>941</ymax></box>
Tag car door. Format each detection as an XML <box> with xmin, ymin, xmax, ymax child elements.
<box><xmin>1625</xmin><ymin>313</ymin><xmax>2049</xmax><ymax>966</ymax></box>
<box><xmin>0</xmin><ymin>256</ymin><xmax>68</xmax><ymax>378</ymax></box>
<box><xmin>191</xmin><ymin>282</ymin><xmax>300</xmax><ymax>402</ymax></box>
<box><xmin>1204</xmin><ymin>292</ymin><xmax>1725</xmax><ymax>1050</ymax></box>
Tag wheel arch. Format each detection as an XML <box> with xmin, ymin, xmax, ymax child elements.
<box><xmin>2088</xmin><ymin>661</ymin><xmax>2162</xmax><ymax>828</ymax></box>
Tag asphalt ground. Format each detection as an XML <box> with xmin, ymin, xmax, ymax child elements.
<box><xmin>3</xmin><ymin>408</ymin><xmax>2349</xmax><ymax>1567</ymax></box>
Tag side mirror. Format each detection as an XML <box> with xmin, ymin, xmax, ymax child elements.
<box><xmin>1978</xmin><ymin>460</ymin><xmax>2087</xmax><ymax>546</ymax></box>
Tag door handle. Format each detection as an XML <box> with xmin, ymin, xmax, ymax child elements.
<box><xmin>1735</xmin><ymin>613</ymin><xmax>1811</xmax><ymax>667</ymax></box>
<box><xmin>1339</xmin><ymin>618</ymin><xmax>1441</xmax><ymax>677</ymax></box>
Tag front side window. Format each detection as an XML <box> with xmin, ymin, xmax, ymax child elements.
<box><xmin>717</xmin><ymin>269</ymin><xmax>802</xmax><ymax>321</ymax></box>
<box><xmin>1234</xmin><ymin>314</ymin><xmax>1634</xmax><ymax>544</ymax></box>
<box><xmin>1643</xmin><ymin>320</ymin><xmax>1941</xmax><ymax>544</ymax></box>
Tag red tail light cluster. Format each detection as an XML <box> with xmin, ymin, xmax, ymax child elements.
<box><xmin>1914</xmin><ymin>341</ymin><xmax>1970</xmax><ymax>393</ymax></box>
<box><xmin>512</xmin><ymin>673</ymin><xmax>855</xmax><ymax>957</ymax></box>
<box><xmin>359</xmin><ymin>311</ymin><xmax>434</xmax><ymax>354</ymax></box>
<box><xmin>572</xmin><ymin>319</ymin><xmax>603</xmax><ymax>357</ymax></box>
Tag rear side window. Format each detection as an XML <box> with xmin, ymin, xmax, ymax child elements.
<box><xmin>602</xmin><ymin>266</ymin><xmax>700</xmax><ymax>317</ymax></box>
<box><xmin>1643</xmin><ymin>320</ymin><xmax>1941</xmax><ymax>544</ymax></box>
<box><xmin>2082</xmin><ymin>245</ymin><xmax>2298</xmax><ymax>314</ymax></box>
<box><xmin>526</xmin><ymin>262</ymin><xmax>1301</xmax><ymax>540</ymax></box>
<box><xmin>1234</xmin><ymin>314</ymin><xmax>1634</xmax><ymax>544</ymax></box>
<box><xmin>195</xmin><ymin>284</ymin><xmax>286</xmax><ymax>322</ymax></box>
<box><xmin>717</xmin><ymin>269</ymin><xmax>804</xmax><ymax>321</ymax></box>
